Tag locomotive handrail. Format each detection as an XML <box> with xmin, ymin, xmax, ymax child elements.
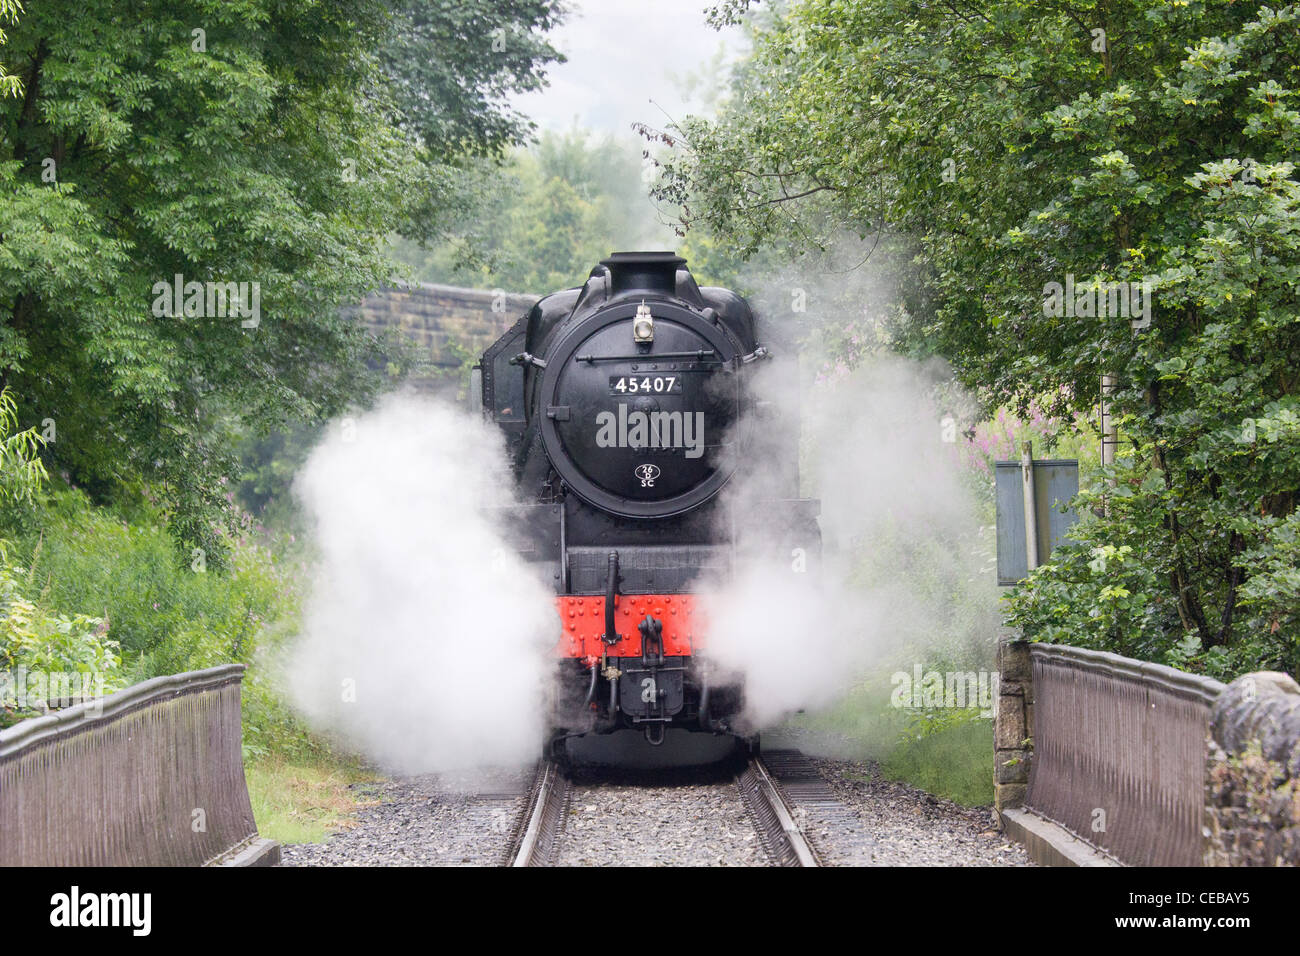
<box><xmin>510</xmin><ymin>351</ymin><xmax>548</xmax><ymax>368</ymax></box>
<box><xmin>573</xmin><ymin>349</ymin><xmax>718</xmax><ymax>363</ymax></box>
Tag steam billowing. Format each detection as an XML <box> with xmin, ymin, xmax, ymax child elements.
<box><xmin>286</xmin><ymin>245</ymin><xmax>996</xmax><ymax>766</ymax></box>
<box><xmin>701</xmin><ymin>249</ymin><xmax>997</xmax><ymax>731</ymax></box>
<box><xmin>287</xmin><ymin>396</ymin><xmax>557</xmax><ymax>773</ymax></box>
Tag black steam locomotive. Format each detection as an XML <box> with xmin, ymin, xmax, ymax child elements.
<box><xmin>474</xmin><ymin>252</ymin><xmax>818</xmax><ymax>755</ymax></box>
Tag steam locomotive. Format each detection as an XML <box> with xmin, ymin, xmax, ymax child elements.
<box><xmin>473</xmin><ymin>252</ymin><xmax>819</xmax><ymax>756</ymax></box>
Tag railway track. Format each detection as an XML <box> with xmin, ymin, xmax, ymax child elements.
<box><xmin>735</xmin><ymin>753</ymin><xmax>821</xmax><ymax>866</ymax></box>
<box><xmin>506</xmin><ymin>748</ymin><xmax>852</xmax><ymax>867</ymax></box>
<box><xmin>506</xmin><ymin>760</ymin><xmax>572</xmax><ymax>866</ymax></box>
<box><xmin>283</xmin><ymin>748</ymin><xmax>1018</xmax><ymax>867</ymax></box>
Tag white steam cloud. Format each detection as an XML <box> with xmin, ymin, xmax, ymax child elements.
<box><xmin>286</xmin><ymin>243</ymin><xmax>997</xmax><ymax>756</ymax></box>
<box><xmin>701</xmin><ymin>250</ymin><xmax>998</xmax><ymax>731</ymax></box>
<box><xmin>287</xmin><ymin>395</ymin><xmax>558</xmax><ymax>773</ymax></box>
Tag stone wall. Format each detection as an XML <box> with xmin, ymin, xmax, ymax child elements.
<box><xmin>994</xmin><ymin>627</ymin><xmax>1033</xmax><ymax>815</ymax></box>
<box><xmin>352</xmin><ymin>282</ymin><xmax>539</xmax><ymax>394</ymax></box>
<box><xmin>1205</xmin><ymin>671</ymin><xmax>1300</xmax><ymax>866</ymax></box>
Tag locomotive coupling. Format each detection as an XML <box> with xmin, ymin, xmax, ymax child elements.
<box><xmin>638</xmin><ymin>614</ymin><xmax>665</xmax><ymax>665</ymax></box>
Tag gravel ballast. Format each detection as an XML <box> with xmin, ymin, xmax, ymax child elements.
<box><xmin>280</xmin><ymin>767</ymin><xmax>532</xmax><ymax>867</ymax></box>
<box><xmin>280</xmin><ymin>755</ymin><xmax>1031</xmax><ymax>866</ymax></box>
<box><xmin>557</xmin><ymin>767</ymin><xmax>766</xmax><ymax>867</ymax></box>
<box><xmin>811</xmin><ymin>756</ymin><xmax>1031</xmax><ymax>866</ymax></box>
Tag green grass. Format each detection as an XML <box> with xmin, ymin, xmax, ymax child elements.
<box><xmin>246</xmin><ymin>754</ymin><xmax>384</xmax><ymax>845</ymax></box>
<box><xmin>785</xmin><ymin>674</ymin><xmax>996</xmax><ymax>807</ymax></box>
<box><xmin>785</xmin><ymin>678</ymin><xmax>908</xmax><ymax>756</ymax></box>
<box><xmin>879</xmin><ymin>719</ymin><xmax>994</xmax><ymax>806</ymax></box>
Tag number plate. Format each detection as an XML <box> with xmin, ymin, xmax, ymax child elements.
<box><xmin>609</xmin><ymin>375</ymin><xmax>682</xmax><ymax>395</ymax></box>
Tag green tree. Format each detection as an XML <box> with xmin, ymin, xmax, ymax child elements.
<box><xmin>0</xmin><ymin>0</ymin><xmax>20</xmax><ymax>99</ymax></box>
<box><xmin>383</xmin><ymin>0</ymin><xmax>566</xmax><ymax>245</ymax></box>
<box><xmin>0</xmin><ymin>0</ymin><xmax>562</xmax><ymax>565</ymax></box>
<box><xmin>653</xmin><ymin>0</ymin><xmax>1300</xmax><ymax>676</ymax></box>
<box><xmin>393</xmin><ymin>127</ymin><xmax>673</xmax><ymax>292</ymax></box>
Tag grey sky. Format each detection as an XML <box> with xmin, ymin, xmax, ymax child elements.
<box><xmin>511</xmin><ymin>0</ymin><xmax>746</xmax><ymax>143</ymax></box>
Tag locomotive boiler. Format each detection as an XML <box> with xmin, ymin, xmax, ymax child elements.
<box><xmin>473</xmin><ymin>252</ymin><xmax>819</xmax><ymax>757</ymax></box>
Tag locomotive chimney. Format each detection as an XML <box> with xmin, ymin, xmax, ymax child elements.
<box><xmin>601</xmin><ymin>251</ymin><xmax>686</xmax><ymax>298</ymax></box>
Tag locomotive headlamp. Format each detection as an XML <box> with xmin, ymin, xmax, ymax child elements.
<box><xmin>632</xmin><ymin>301</ymin><xmax>655</xmax><ymax>343</ymax></box>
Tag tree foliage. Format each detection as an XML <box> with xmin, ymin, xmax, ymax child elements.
<box><xmin>654</xmin><ymin>0</ymin><xmax>1300</xmax><ymax>676</ymax></box>
<box><xmin>0</xmin><ymin>0</ymin><xmax>562</xmax><ymax>566</ymax></box>
<box><xmin>0</xmin><ymin>385</ymin><xmax>122</xmax><ymax>725</ymax></box>
<box><xmin>393</xmin><ymin>127</ymin><xmax>671</xmax><ymax>293</ymax></box>
<box><xmin>383</xmin><ymin>0</ymin><xmax>564</xmax><ymax>159</ymax></box>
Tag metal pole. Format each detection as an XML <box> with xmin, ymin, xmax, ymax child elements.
<box><xmin>1021</xmin><ymin>441</ymin><xmax>1039</xmax><ymax>571</ymax></box>
<box><xmin>1100</xmin><ymin>374</ymin><xmax>1118</xmax><ymax>467</ymax></box>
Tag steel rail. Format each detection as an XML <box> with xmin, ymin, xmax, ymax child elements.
<box><xmin>737</xmin><ymin>756</ymin><xmax>821</xmax><ymax>867</ymax></box>
<box><xmin>509</xmin><ymin>760</ymin><xmax>570</xmax><ymax>867</ymax></box>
